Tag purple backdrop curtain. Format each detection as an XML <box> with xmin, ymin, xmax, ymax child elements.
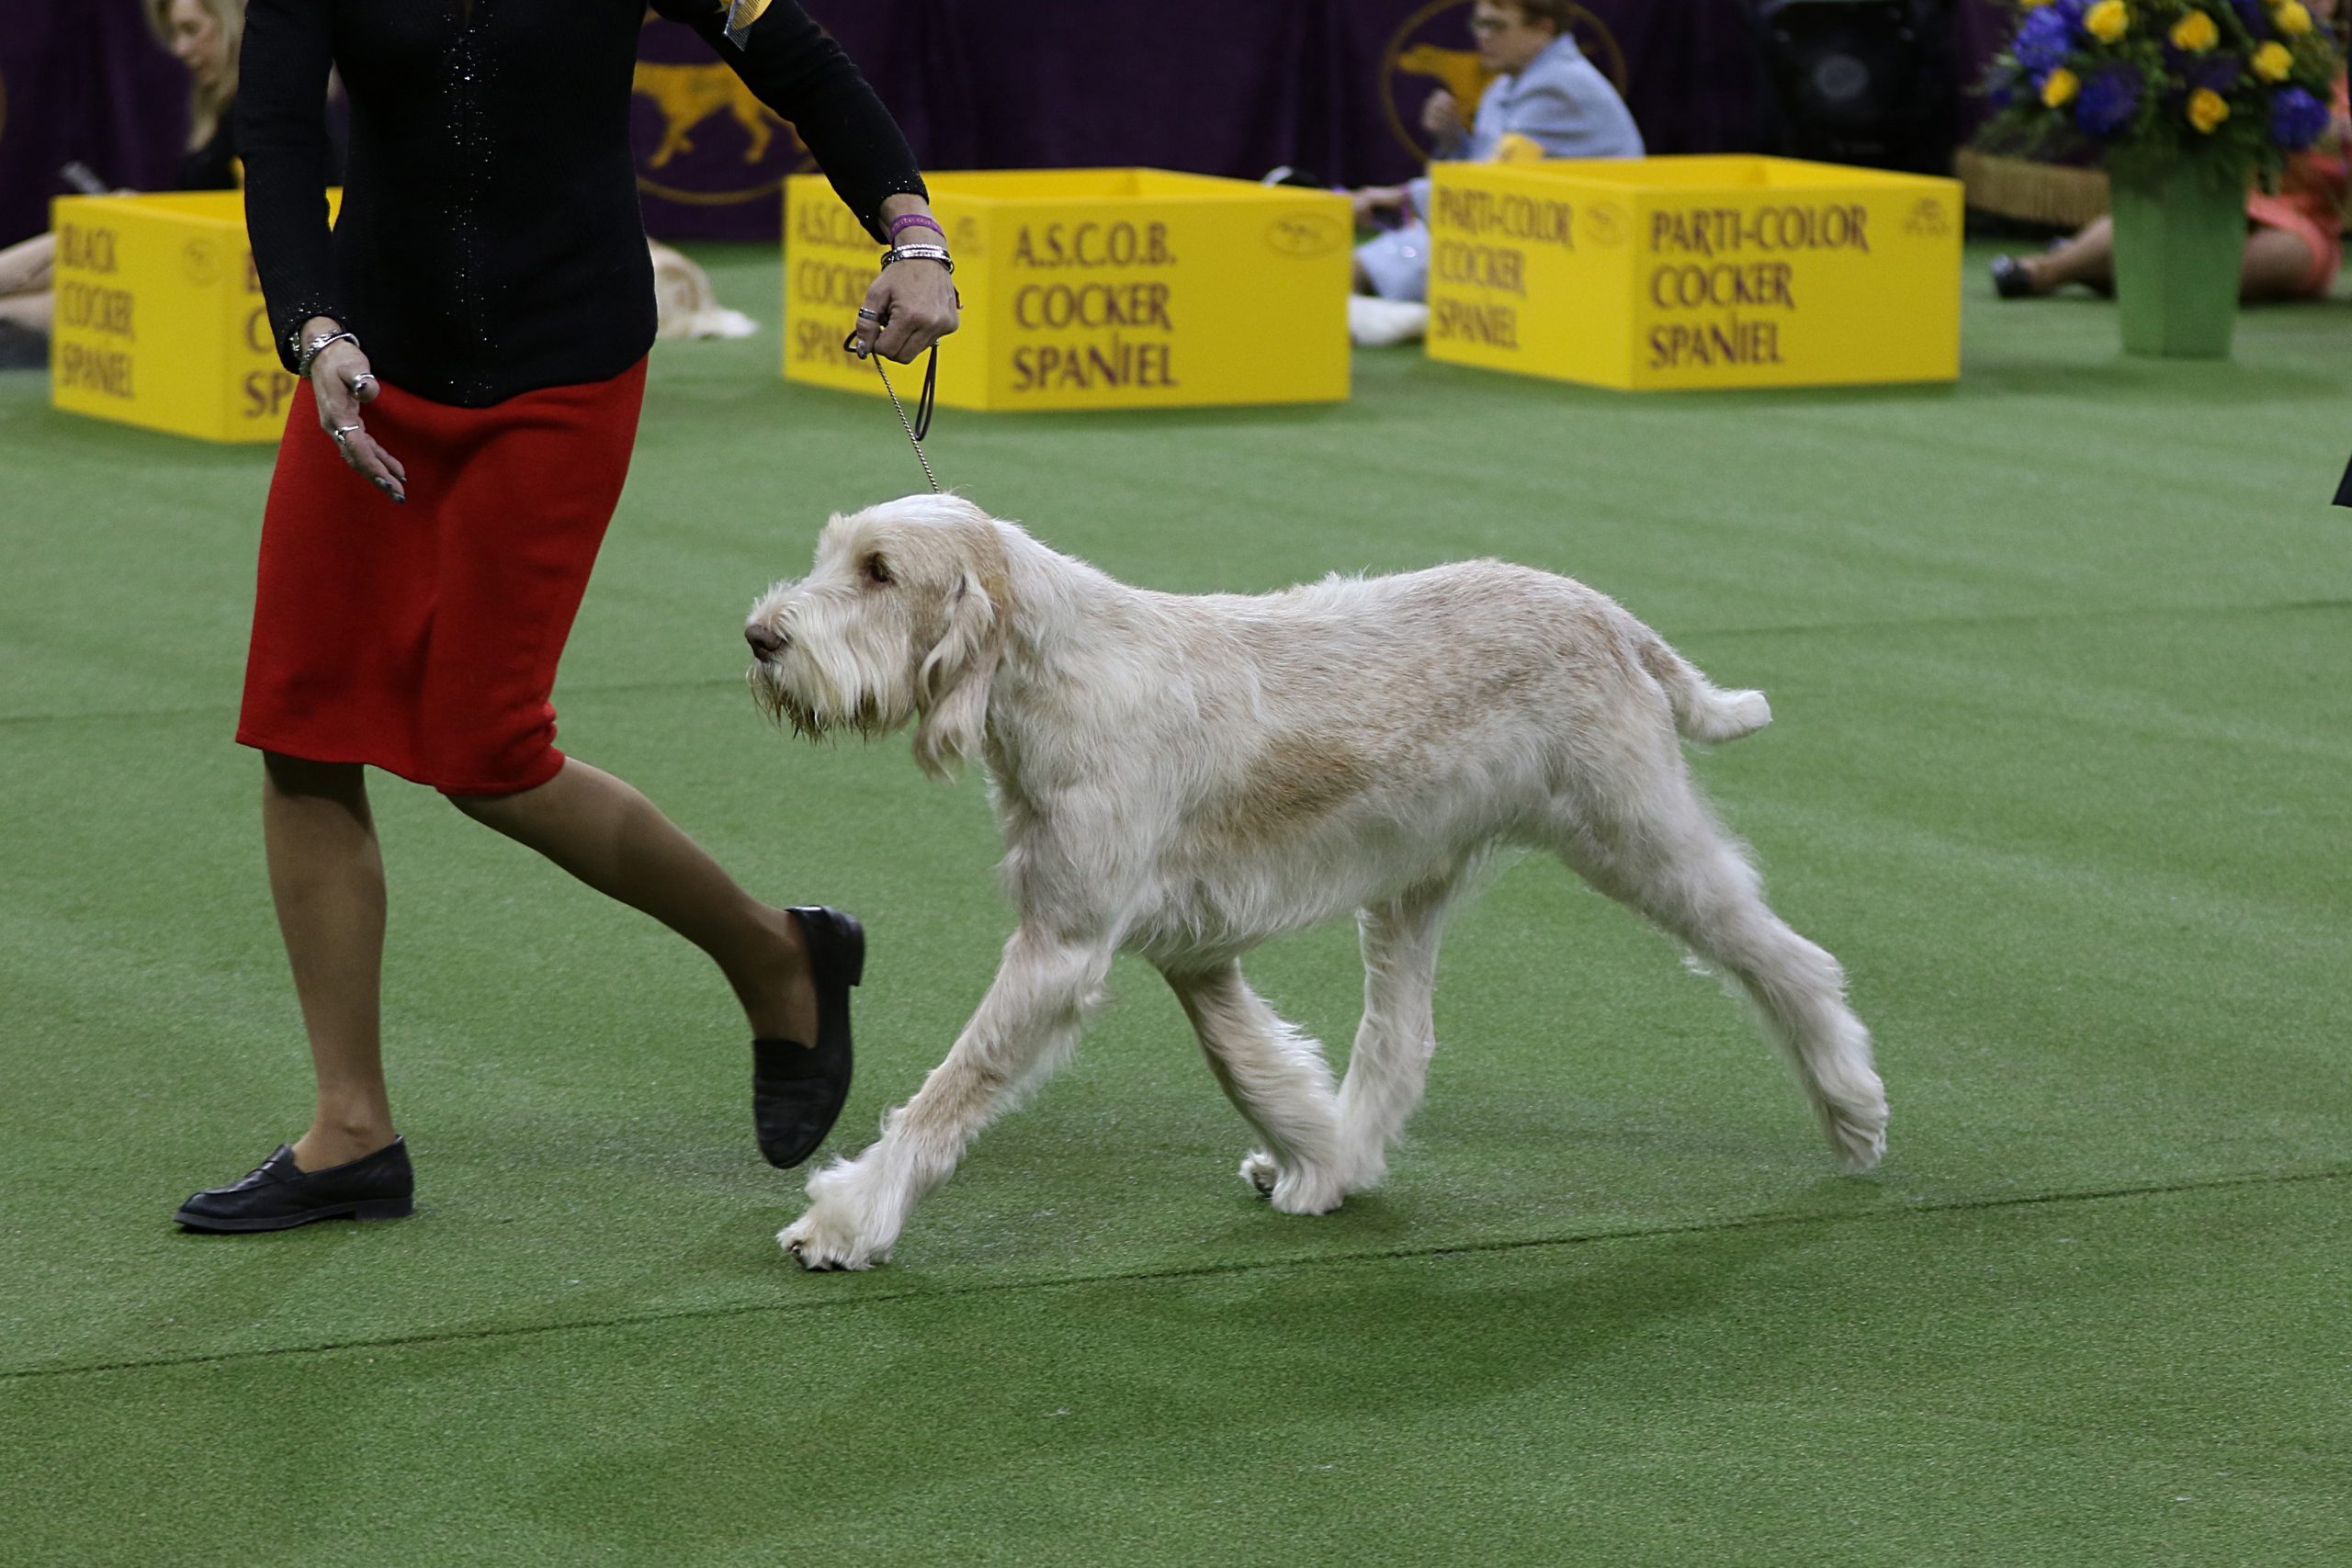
<box><xmin>20</xmin><ymin>2</ymin><xmax>1941</xmax><ymax>251</ymax></box>
<box><xmin>638</xmin><ymin>0</ymin><xmax>1781</xmax><ymax>240</ymax></box>
<box><xmin>0</xmin><ymin>0</ymin><xmax>190</xmax><ymax>247</ymax></box>
<box><xmin>1954</xmin><ymin>0</ymin><xmax>2017</xmax><ymax>135</ymax></box>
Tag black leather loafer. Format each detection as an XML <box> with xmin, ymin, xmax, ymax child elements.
<box><xmin>175</xmin><ymin>1137</ymin><xmax>414</xmax><ymax>1233</ymax></box>
<box><xmin>752</xmin><ymin>906</ymin><xmax>864</xmax><ymax>1168</ymax></box>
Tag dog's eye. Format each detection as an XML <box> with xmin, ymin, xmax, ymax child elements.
<box><xmin>864</xmin><ymin>554</ymin><xmax>893</xmax><ymax>586</ymax></box>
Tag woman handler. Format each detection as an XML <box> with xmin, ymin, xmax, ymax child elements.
<box><xmin>176</xmin><ymin>0</ymin><xmax>957</xmax><ymax>1231</ymax></box>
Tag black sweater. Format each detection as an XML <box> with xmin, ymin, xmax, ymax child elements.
<box><xmin>238</xmin><ymin>0</ymin><xmax>923</xmax><ymax>407</ymax></box>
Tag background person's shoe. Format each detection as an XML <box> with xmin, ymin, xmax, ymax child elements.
<box><xmin>175</xmin><ymin>1138</ymin><xmax>413</xmax><ymax>1232</ymax></box>
<box><xmin>0</xmin><ymin>321</ymin><xmax>49</xmax><ymax>371</ymax></box>
<box><xmin>1990</xmin><ymin>254</ymin><xmax>2036</xmax><ymax>299</ymax></box>
<box><xmin>752</xmin><ymin>907</ymin><xmax>864</xmax><ymax>1169</ymax></box>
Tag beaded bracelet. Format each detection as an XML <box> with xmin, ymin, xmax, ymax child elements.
<box><xmin>880</xmin><ymin>243</ymin><xmax>954</xmax><ymax>273</ymax></box>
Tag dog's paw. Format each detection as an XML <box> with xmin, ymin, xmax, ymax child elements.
<box><xmin>778</xmin><ymin>1209</ymin><xmax>885</xmax><ymax>1271</ymax></box>
<box><xmin>1239</xmin><ymin>1151</ymin><xmax>1347</xmax><ymax>1215</ymax></box>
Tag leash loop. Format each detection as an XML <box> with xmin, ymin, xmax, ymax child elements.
<box><xmin>844</xmin><ymin>329</ymin><xmax>941</xmax><ymax>495</ymax></box>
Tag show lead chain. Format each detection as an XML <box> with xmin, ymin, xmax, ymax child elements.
<box><xmin>848</xmin><ymin>235</ymin><xmax>954</xmax><ymax>493</ymax></box>
<box><xmin>845</xmin><ymin>326</ymin><xmax>941</xmax><ymax>495</ymax></box>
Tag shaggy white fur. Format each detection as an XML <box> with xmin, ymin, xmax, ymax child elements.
<box><xmin>745</xmin><ymin>495</ymin><xmax>1886</xmax><ymax>1270</ymax></box>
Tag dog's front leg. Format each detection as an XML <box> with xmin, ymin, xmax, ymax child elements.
<box><xmin>780</xmin><ymin>927</ymin><xmax>1114</xmax><ymax>1270</ymax></box>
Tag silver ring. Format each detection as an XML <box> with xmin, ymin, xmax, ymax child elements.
<box><xmin>349</xmin><ymin>372</ymin><xmax>377</xmax><ymax>392</ymax></box>
<box><xmin>331</xmin><ymin>423</ymin><xmax>361</xmax><ymax>445</ymax></box>
<box><xmin>856</xmin><ymin>308</ymin><xmax>883</xmax><ymax>321</ymax></box>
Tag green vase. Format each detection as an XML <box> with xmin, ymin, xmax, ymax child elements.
<box><xmin>2107</xmin><ymin>160</ymin><xmax>2248</xmax><ymax>359</ymax></box>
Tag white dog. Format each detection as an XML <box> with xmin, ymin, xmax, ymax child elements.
<box><xmin>745</xmin><ymin>495</ymin><xmax>1886</xmax><ymax>1270</ymax></box>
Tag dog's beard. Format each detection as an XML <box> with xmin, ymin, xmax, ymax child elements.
<box><xmin>746</xmin><ymin>660</ymin><xmax>823</xmax><ymax>738</ymax></box>
<box><xmin>745</xmin><ymin>659</ymin><xmax>903</xmax><ymax>742</ymax></box>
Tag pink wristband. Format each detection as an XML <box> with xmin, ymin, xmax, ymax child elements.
<box><xmin>888</xmin><ymin>213</ymin><xmax>945</xmax><ymax>242</ymax></box>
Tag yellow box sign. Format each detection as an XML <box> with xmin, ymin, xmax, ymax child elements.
<box><xmin>50</xmin><ymin>190</ymin><xmax>340</xmax><ymax>443</ymax></box>
<box><xmin>786</xmin><ymin>169</ymin><xmax>1352</xmax><ymax>412</ymax></box>
<box><xmin>1424</xmin><ymin>155</ymin><xmax>1962</xmax><ymax>391</ymax></box>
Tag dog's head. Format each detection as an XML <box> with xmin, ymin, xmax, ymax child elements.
<box><xmin>745</xmin><ymin>493</ymin><xmax>1010</xmax><ymax>779</ymax></box>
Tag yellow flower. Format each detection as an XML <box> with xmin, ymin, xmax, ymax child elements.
<box><xmin>2169</xmin><ymin>8</ymin><xmax>2220</xmax><ymax>51</ymax></box>
<box><xmin>2188</xmin><ymin>86</ymin><xmax>2231</xmax><ymax>132</ymax></box>
<box><xmin>2254</xmin><ymin>39</ymin><xmax>2295</xmax><ymax>80</ymax></box>
<box><xmin>2085</xmin><ymin>0</ymin><xmax>2130</xmax><ymax>41</ymax></box>
<box><xmin>2275</xmin><ymin>3</ymin><xmax>2313</xmax><ymax>35</ymax></box>
<box><xmin>2041</xmin><ymin>67</ymin><xmax>2082</xmax><ymax>107</ymax></box>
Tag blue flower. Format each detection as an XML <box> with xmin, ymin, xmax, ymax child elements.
<box><xmin>2015</xmin><ymin>7</ymin><xmax>2075</xmax><ymax>73</ymax></box>
<box><xmin>2230</xmin><ymin>0</ymin><xmax>2271</xmax><ymax>39</ymax></box>
<box><xmin>2189</xmin><ymin>53</ymin><xmax>2245</xmax><ymax>95</ymax></box>
<box><xmin>2271</xmin><ymin>85</ymin><xmax>2330</xmax><ymax>148</ymax></box>
<box><xmin>2073</xmin><ymin>65</ymin><xmax>2143</xmax><ymax>136</ymax></box>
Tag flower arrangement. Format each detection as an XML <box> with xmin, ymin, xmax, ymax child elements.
<box><xmin>1980</xmin><ymin>0</ymin><xmax>2343</xmax><ymax>181</ymax></box>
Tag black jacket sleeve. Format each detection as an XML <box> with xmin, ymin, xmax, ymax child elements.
<box><xmin>236</xmin><ymin>0</ymin><xmax>345</xmax><ymax>372</ymax></box>
<box><xmin>650</xmin><ymin>0</ymin><xmax>926</xmax><ymax>240</ymax></box>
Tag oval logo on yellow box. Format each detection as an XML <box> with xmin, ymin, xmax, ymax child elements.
<box><xmin>1267</xmin><ymin>213</ymin><xmax>1346</xmax><ymax>258</ymax></box>
<box><xmin>182</xmin><ymin>239</ymin><xmax>221</xmax><ymax>286</ymax></box>
<box><xmin>1586</xmin><ymin>203</ymin><xmax>1629</xmax><ymax>248</ymax></box>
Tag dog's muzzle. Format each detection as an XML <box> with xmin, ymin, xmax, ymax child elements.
<box><xmin>745</xmin><ymin>621</ymin><xmax>788</xmax><ymax>660</ymax></box>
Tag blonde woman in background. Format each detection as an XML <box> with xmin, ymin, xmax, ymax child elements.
<box><xmin>0</xmin><ymin>0</ymin><xmax>244</xmax><ymax>348</ymax></box>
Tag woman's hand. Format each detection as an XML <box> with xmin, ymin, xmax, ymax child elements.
<box><xmin>303</xmin><ymin>319</ymin><xmax>405</xmax><ymax>503</ymax></box>
<box><xmin>854</xmin><ymin>259</ymin><xmax>959</xmax><ymax>364</ymax></box>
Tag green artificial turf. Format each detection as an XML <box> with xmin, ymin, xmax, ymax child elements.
<box><xmin>2</xmin><ymin>244</ymin><xmax>2347</xmax><ymax>1564</ymax></box>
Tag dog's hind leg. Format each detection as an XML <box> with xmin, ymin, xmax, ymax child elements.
<box><xmin>1163</xmin><ymin>964</ymin><xmax>1349</xmax><ymax>1215</ymax></box>
<box><xmin>1550</xmin><ymin>771</ymin><xmax>1888</xmax><ymax>1172</ymax></box>
<box><xmin>1329</xmin><ymin>877</ymin><xmax>1461</xmax><ymax>1194</ymax></box>
<box><xmin>779</xmin><ymin>927</ymin><xmax>1114</xmax><ymax>1269</ymax></box>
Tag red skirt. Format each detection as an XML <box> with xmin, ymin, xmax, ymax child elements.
<box><xmin>237</xmin><ymin>359</ymin><xmax>648</xmax><ymax>795</ymax></box>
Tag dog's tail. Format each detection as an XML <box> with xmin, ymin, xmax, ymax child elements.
<box><xmin>1634</xmin><ymin>633</ymin><xmax>1771</xmax><ymax>743</ymax></box>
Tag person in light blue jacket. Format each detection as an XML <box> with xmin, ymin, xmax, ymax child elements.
<box><xmin>1354</xmin><ymin>0</ymin><xmax>1645</xmax><ymax>306</ymax></box>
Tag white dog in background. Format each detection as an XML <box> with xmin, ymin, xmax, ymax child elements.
<box><xmin>744</xmin><ymin>495</ymin><xmax>1886</xmax><ymax>1270</ymax></box>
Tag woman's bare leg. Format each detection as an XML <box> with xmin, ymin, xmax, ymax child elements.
<box><xmin>2241</xmin><ymin>226</ymin><xmax>2320</xmax><ymax>301</ymax></box>
<box><xmin>447</xmin><ymin>758</ymin><xmax>818</xmax><ymax>1046</ymax></box>
<box><xmin>2026</xmin><ymin>217</ymin><xmax>2315</xmax><ymax>301</ymax></box>
<box><xmin>2020</xmin><ymin>216</ymin><xmax>2115</xmax><ymax>294</ymax></box>
<box><xmin>262</xmin><ymin>753</ymin><xmax>396</xmax><ymax>1171</ymax></box>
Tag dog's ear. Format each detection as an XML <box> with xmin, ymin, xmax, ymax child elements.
<box><xmin>911</xmin><ymin>570</ymin><xmax>1000</xmax><ymax>780</ymax></box>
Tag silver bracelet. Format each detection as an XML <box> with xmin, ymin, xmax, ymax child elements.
<box><xmin>879</xmin><ymin>243</ymin><xmax>954</xmax><ymax>274</ymax></box>
<box><xmin>295</xmin><ymin>328</ymin><xmax>359</xmax><ymax>378</ymax></box>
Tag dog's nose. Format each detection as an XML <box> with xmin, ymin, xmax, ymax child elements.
<box><xmin>745</xmin><ymin>622</ymin><xmax>787</xmax><ymax>660</ymax></box>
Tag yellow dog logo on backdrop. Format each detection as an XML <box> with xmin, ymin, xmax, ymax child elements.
<box><xmin>1382</xmin><ymin>0</ymin><xmax>1627</xmax><ymax>163</ymax></box>
<box><xmin>1396</xmin><ymin>41</ymin><xmax>1496</xmax><ymax>120</ymax></box>
<box><xmin>630</xmin><ymin>25</ymin><xmax>815</xmax><ymax>209</ymax></box>
<box><xmin>632</xmin><ymin>60</ymin><xmax>782</xmax><ymax>168</ymax></box>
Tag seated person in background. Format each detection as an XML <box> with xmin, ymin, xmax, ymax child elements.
<box><xmin>0</xmin><ymin>0</ymin><xmax>243</xmax><ymax>360</ymax></box>
<box><xmin>1351</xmin><ymin>0</ymin><xmax>1645</xmax><ymax>342</ymax></box>
<box><xmin>1992</xmin><ymin>71</ymin><xmax>2351</xmax><ymax>305</ymax></box>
